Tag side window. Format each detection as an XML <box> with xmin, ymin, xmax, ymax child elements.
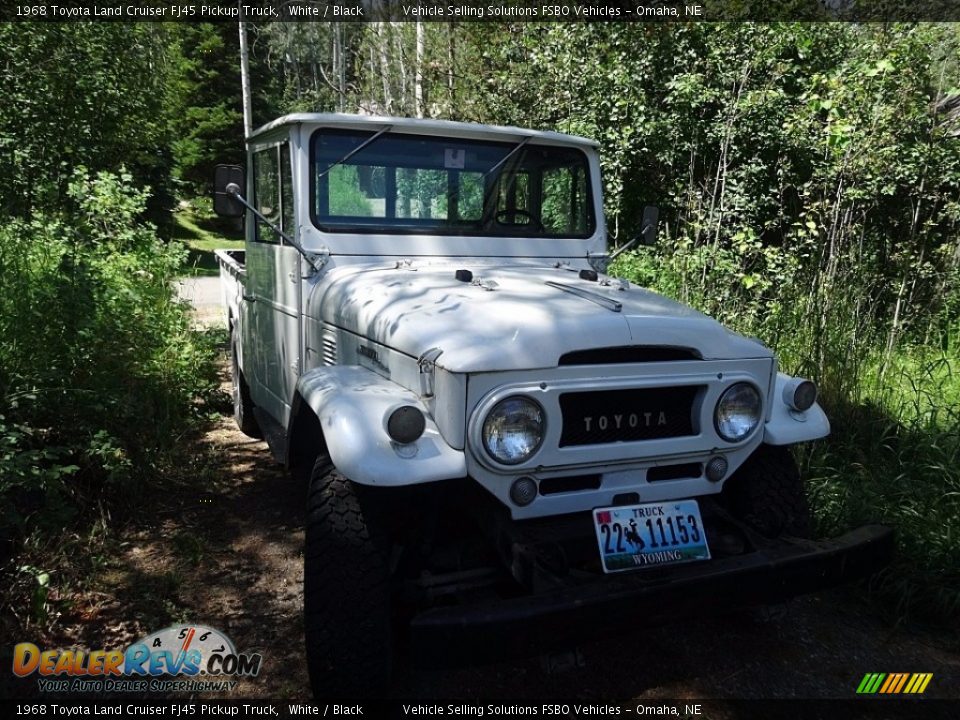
<box><xmin>253</xmin><ymin>146</ymin><xmax>280</xmax><ymax>244</ymax></box>
<box><xmin>281</xmin><ymin>144</ymin><xmax>294</xmax><ymax>235</ymax></box>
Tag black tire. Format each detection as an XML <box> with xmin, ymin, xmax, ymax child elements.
<box><xmin>725</xmin><ymin>445</ymin><xmax>811</xmax><ymax>539</ymax></box>
<box><xmin>231</xmin><ymin>327</ymin><xmax>261</xmax><ymax>438</ymax></box>
<box><xmin>304</xmin><ymin>458</ymin><xmax>392</xmax><ymax>698</ymax></box>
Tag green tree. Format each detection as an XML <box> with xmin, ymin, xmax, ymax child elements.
<box><xmin>170</xmin><ymin>23</ymin><xmax>246</xmax><ymax>196</ymax></box>
<box><xmin>0</xmin><ymin>23</ymin><xmax>177</xmax><ymax>222</ymax></box>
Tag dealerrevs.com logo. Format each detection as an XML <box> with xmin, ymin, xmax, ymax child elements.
<box><xmin>12</xmin><ymin>625</ymin><xmax>262</xmax><ymax>693</ymax></box>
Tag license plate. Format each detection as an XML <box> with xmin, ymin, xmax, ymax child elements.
<box><xmin>592</xmin><ymin>499</ymin><xmax>711</xmax><ymax>573</ymax></box>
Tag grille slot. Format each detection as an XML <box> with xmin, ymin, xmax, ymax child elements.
<box><xmin>647</xmin><ymin>463</ymin><xmax>703</xmax><ymax>482</ymax></box>
<box><xmin>538</xmin><ymin>474</ymin><xmax>602</xmax><ymax>496</ymax></box>
<box><xmin>559</xmin><ymin>385</ymin><xmax>701</xmax><ymax>447</ymax></box>
<box><xmin>321</xmin><ymin>329</ymin><xmax>337</xmax><ymax>365</ymax></box>
<box><xmin>559</xmin><ymin>346</ymin><xmax>701</xmax><ymax>365</ymax></box>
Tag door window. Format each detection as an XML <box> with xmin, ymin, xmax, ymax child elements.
<box><xmin>253</xmin><ymin>143</ymin><xmax>295</xmax><ymax>243</ymax></box>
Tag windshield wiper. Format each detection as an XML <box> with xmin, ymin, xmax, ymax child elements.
<box><xmin>316</xmin><ymin>125</ymin><xmax>393</xmax><ymax>180</ymax></box>
<box><xmin>481</xmin><ymin>136</ymin><xmax>531</xmax><ymax>181</ymax></box>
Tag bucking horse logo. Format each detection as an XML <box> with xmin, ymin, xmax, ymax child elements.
<box><xmin>625</xmin><ymin>519</ymin><xmax>645</xmax><ymax>549</ymax></box>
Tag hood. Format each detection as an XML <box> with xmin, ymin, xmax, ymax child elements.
<box><xmin>311</xmin><ymin>263</ymin><xmax>771</xmax><ymax>373</ymax></box>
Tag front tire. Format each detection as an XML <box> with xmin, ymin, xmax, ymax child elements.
<box><xmin>304</xmin><ymin>458</ymin><xmax>392</xmax><ymax>698</ymax></box>
<box><xmin>725</xmin><ymin>445</ymin><xmax>812</xmax><ymax>623</ymax></box>
<box><xmin>725</xmin><ymin>444</ymin><xmax>811</xmax><ymax>538</ymax></box>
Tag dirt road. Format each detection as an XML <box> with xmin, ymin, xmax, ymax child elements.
<box><xmin>176</xmin><ymin>275</ymin><xmax>223</xmax><ymax>327</ymax></box>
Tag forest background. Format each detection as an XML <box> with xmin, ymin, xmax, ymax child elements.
<box><xmin>1</xmin><ymin>20</ymin><xmax>959</xmax><ymax>625</ymax></box>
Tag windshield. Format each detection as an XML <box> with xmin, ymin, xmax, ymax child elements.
<box><xmin>310</xmin><ymin>129</ymin><xmax>595</xmax><ymax>238</ymax></box>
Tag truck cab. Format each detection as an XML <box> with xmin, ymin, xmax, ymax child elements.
<box><xmin>214</xmin><ymin>113</ymin><xmax>892</xmax><ymax>698</ymax></box>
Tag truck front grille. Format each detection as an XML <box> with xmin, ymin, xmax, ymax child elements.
<box><xmin>559</xmin><ymin>386</ymin><xmax>701</xmax><ymax>447</ymax></box>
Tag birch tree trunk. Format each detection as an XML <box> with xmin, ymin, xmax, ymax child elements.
<box><xmin>415</xmin><ymin>21</ymin><xmax>425</xmax><ymax>118</ymax></box>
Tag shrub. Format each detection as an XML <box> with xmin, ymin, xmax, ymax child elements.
<box><xmin>0</xmin><ymin>168</ymin><xmax>219</xmax><ymax>544</ymax></box>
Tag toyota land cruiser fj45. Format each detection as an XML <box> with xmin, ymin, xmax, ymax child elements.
<box><xmin>213</xmin><ymin>113</ymin><xmax>893</xmax><ymax>697</ymax></box>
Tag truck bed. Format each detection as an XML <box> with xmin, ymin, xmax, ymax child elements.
<box><xmin>215</xmin><ymin>248</ymin><xmax>246</xmax><ymax>331</ymax></box>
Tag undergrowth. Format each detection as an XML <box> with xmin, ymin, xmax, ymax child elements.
<box><xmin>614</xmin><ymin>243</ymin><xmax>960</xmax><ymax>624</ymax></box>
<box><xmin>0</xmin><ymin>169</ymin><xmax>223</xmax><ymax>627</ymax></box>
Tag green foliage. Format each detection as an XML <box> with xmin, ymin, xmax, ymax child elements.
<box><xmin>0</xmin><ymin>169</ymin><xmax>219</xmax><ymax>540</ymax></box>
<box><xmin>15</xmin><ymin>565</ymin><xmax>51</xmax><ymax>624</ymax></box>
<box><xmin>328</xmin><ymin>166</ymin><xmax>374</xmax><ymax>216</ymax></box>
<box><xmin>170</xmin><ymin>24</ymin><xmax>246</xmax><ymax>196</ymax></box>
<box><xmin>806</xmin><ymin>350</ymin><xmax>960</xmax><ymax>620</ymax></box>
<box><xmin>255</xmin><ymin>23</ymin><xmax>355</xmax><ymax>114</ymax></box>
<box><xmin>437</xmin><ymin>22</ymin><xmax>960</xmax><ymax>621</ymax></box>
<box><xmin>0</xmin><ymin>23</ymin><xmax>178</xmax><ymax>224</ymax></box>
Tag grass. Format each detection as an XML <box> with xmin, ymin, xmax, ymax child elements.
<box><xmin>804</xmin><ymin>349</ymin><xmax>960</xmax><ymax>621</ymax></box>
<box><xmin>171</xmin><ymin>201</ymin><xmax>244</xmax><ymax>277</ymax></box>
<box><xmin>611</xmin><ymin>248</ymin><xmax>960</xmax><ymax>624</ymax></box>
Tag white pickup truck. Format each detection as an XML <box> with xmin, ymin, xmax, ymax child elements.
<box><xmin>214</xmin><ymin>113</ymin><xmax>893</xmax><ymax>698</ymax></box>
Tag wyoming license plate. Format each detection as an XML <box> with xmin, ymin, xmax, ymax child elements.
<box><xmin>593</xmin><ymin>499</ymin><xmax>711</xmax><ymax>573</ymax></box>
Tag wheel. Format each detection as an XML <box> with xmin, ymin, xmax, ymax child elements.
<box><xmin>724</xmin><ymin>444</ymin><xmax>811</xmax><ymax>539</ymax></box>
<box><xmin>724</xmin><ymin>445</ymin><xmax>812</xmax><ymax>623</ymax></box>
<box><xmin>304</xmin><ymin>458</ymin><xmax>392</xmax><ymax>698</ymax></box>
<box><xmin>231</xmin><ymin>326</ymin><xmax>261</xmax><ymax>438</ymax></box>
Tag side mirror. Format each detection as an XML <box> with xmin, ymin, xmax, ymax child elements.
<box><xmin>214</xmin><ymin>164</ymin><xmax>245</xmax><ymax>218</ymax></box>
<box><xmin>607</xmin><ymin>205</ymin><xmax>661</xmax><ymax>262</ymax></box>
<box><xmin>640</xmin><ymin>205</ymin><xmax>659</xmax><ymax>246</ymax></box>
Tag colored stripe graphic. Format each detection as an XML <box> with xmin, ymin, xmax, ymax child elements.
<box><xmin>857</xmin><ymin>673</ymin><xmax>932</xmax><ymax>694</ymax></box>
<box><xmin>904</xmin><ymin>673</ymin><xmax>933</xmax><ymax>694</ymax></box>
<box><xmin>892</xmin><ymin>673</ymin><xmax>909</xmax><ymax>693</ymax></box>
<box><xmin>879</xmin><ymin>674</ymin><xmax>896</xmax><ymax>693</ymax></box>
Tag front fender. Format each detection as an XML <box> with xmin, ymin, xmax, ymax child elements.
<box><xmin>763</xmin><ymin>372</ymin><xmax>830</xmax><ymax>445</ymax></box>
<box><xmin>291</xmin><ymin>366</ymin><xmax>466</xmax><ymax>486</ymax></box>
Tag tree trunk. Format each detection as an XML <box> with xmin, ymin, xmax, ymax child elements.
<box><xmin>415</xmin><ymin>21</ymin><xmax>425</xmax><ymax>118</ymax></box>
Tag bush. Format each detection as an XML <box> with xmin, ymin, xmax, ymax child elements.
<box><xmin>613</xmin><ymin>241</ymin><xmax>960</xmax><ymax>623</ymax></box>
<box><xmin>0</xmin><ymin>168</ymin><xmax>219</xmax><ymax>544</ymax></box>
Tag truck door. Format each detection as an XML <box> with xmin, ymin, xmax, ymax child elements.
<box><xmin>246</xmin><ymin>140</ymin><xmax>301</xmax><ymax>426</ymax></box>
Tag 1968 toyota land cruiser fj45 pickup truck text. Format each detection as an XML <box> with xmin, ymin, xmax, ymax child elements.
<box><xmin>214</xmin><ymin>114</ymin><xmax>893</xmax><ymax>697</ymax></box>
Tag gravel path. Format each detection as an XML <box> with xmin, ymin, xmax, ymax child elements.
<box><xmin>176</xmin><ymin>275</ymin><xmax>223</xmax><ymax>327</ymax></box>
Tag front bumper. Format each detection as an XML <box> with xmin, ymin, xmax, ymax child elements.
<box><xmin>410</xmin><ymin>523</ymin><xmax>894</xmax><ymax>665</ymax></box>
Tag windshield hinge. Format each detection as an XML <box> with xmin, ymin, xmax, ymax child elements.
<box><xmin>303</xmin><ymin>247</ymin><xmax>330</xmax><ymax>277</ymax></box>
<box><xmin>587</xmin><ymin>252</ymin><xmax>611</xmax><ymax>274</ymax></box>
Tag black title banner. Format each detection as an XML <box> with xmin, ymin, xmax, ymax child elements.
<box><xmin>0</xmin><ymin>699</ymin><xmax>957</xmax><ymax>719</ymax></box>
<box><xmin>4</xmin><ymin>0</ymin><xmax>960</xmax><ymax>23</ymax></box>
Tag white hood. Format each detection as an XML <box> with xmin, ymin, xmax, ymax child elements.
<box><xmin>310</xmin><ymin>263</ymin><xmax>771</xmax><ymax>373</ymax></box>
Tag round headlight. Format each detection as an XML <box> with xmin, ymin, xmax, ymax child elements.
<box><xmin>482</xmin><ymin>396</ymin><xmax>545</xmax><ymax>465</ymax></box>
<box><xmin>715</xmin><ymin>383</ymin><xmax>762</xmax><ymax>442</ymax></box>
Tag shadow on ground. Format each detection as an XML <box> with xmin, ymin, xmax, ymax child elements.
<box><xmin>3</xmin><ymin>353</ymin><xmax>958</xmax><ymax>703</ymax></box>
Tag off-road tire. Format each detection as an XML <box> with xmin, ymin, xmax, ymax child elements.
<box><xmin>304</xmin><ymin>458</ymin><xmax>392</xmax><ymax>698</ymax></box>
<box><xmin>725</xmin><ymin>444</ymin><xmax>811</xmax><ymax>539</ymax></box>
<box><xmin>231</xmin><ymin>327</ymin><xmax>261</xmax><ymax>438</ymax></box>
